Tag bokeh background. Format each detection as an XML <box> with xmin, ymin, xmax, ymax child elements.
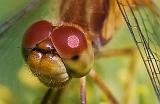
<box><xmin>0</xmin><ymin>0</ymin><xmax>159</xmax><ymax>104</ymax></box>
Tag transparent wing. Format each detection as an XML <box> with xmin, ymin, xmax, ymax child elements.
<box><xmin>116</xmin><ymin>0</ymin><xmax>160</xmax><ymax>101</ymax></box>
<box><xmin>0</xmin><ymin>0</ymin><xmax>43</xmax><ymax>34</ymax></box>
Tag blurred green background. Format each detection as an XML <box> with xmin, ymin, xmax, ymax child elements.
<box><xmin>0</xmin><ymin>0</ymin><xmax>159</xmax><ymax>104</ymax></box>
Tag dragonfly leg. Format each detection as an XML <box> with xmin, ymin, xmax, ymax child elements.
<box><xmin>95</xmin><ymin>48</ymin><xmax>137</xmax><ymax>104</ymax></box>
<box><xmin>51</xmin><ymin>88</ymin><xmax>64</xmax><ymax>104</ymax></box>
<box><xmin>80</xmin><ymin>77</ymin><xmax>86</xmax><ymax>104</ymax></box>
<box><xmin>41</xmin><ymin>88</ymin><xmax>52</xmax><ymax>104</ymax></box>
<box><xmin>41</xmin><ymin>88</ymin><xmax>64</xmax><ymax>104</ymax></box>
<box><xmin>89</xmin><ymin>70</ymin><xmax>119</xmax><ymax>104</ymax></box>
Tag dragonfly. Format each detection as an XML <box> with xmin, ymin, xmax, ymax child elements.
<box><xmin>0</xmin><ymin>0</ymin><xmax>159</xmax><ymax>104</ymax></box>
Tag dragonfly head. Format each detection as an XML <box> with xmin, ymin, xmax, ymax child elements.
<box><xmin>22</xmin><ymin>20</ymin><xmax>94</xmax><ymax>87</ymax></box>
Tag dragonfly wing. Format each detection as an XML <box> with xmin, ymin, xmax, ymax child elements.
<box><xmin>102</xmin><ymin>0</ymin><xmax>159</xmax><ymax>41</ymax></box>
<box><xmin>0</xmin><ymin>0</ymin><xmax>44</xmax><ymax>34</ymax></box>
<box><xmin>116</xmin><ymin>0</ymin><xmax>160</xmax><ymax>101</ymax></box>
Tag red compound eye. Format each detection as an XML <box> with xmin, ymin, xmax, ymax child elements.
<box><xmin>23</xmin><ymin>20</ymin><xmax>53</xmax><ymax>49</ymax></box>
<box><xmin>51</xmin><ymin>24</ymin><xmax>87</xmax><ymax>58</ymax></box>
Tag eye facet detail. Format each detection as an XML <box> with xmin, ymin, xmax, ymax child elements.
<box><xmin>23</xmin><ymin>20</ymin><xmax>53</xmax><ymax>49</ymax></box>
<box><xmin>67</xmin><ymin>35</ymin><xmax>80</xmax><ymax>48</ymax></box>
<box><xmin>51</xmin><ymin>24</ymin><xmax>87</xmax><ymax>58</ymax></box>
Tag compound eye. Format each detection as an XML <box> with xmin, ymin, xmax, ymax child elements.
<box><xmin>23</xmin><ymin>20</ymin><xmax>53</xmax><ymax>49</ymax></box>
<box><xmin>51</xmin><ymin>24</ymin><xmax>87</xmax><ymax>58</ymax></box>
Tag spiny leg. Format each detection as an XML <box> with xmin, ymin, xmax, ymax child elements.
<box><xmin>80</xmin><ymin>77</ymin><xmax>86</xmax><ymax>104</ymax></box>
<box><xmin>51</xmin><ymin>88</ymin><xmax>64</xmax><ymax>104</ymax></box>
<box><xmin>89</xmin><ymin>70</ymin><xmax>119</xmax><ymax>104</ymax></box>
<box><xmin>41</xmin><ymin>88</ymin><xmax>52</xmax><ymax>104</ymax></box>
<box><xmin>93</xmin><ymin>48</ymin><xmax>137</xmax><ymax>104</ymax></box>
<box><xmin>96</xmin><ymin>48</ymin><xmax>136</xmax><ymax>58</ymax></box>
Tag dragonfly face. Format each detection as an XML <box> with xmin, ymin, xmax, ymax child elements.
<box><xmin>22</xmin><ymin>20</ymin><xmax>94</xmax><ymax>87</ymax></box>
<box><xmin>17</xmin><ymin>0</ymin><xmax>159</xmax><ymax>103</ymax></box>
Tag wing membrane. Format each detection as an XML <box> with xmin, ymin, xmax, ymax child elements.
<box><xmin>0</xmin><ymin>0</ymin><xmax>44</xmax><ymax>34</ymax></box>
<box><xmin>116</xmin><ymin>0</ymin><xmax>160</xmax><ymax>101</ymax></box>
